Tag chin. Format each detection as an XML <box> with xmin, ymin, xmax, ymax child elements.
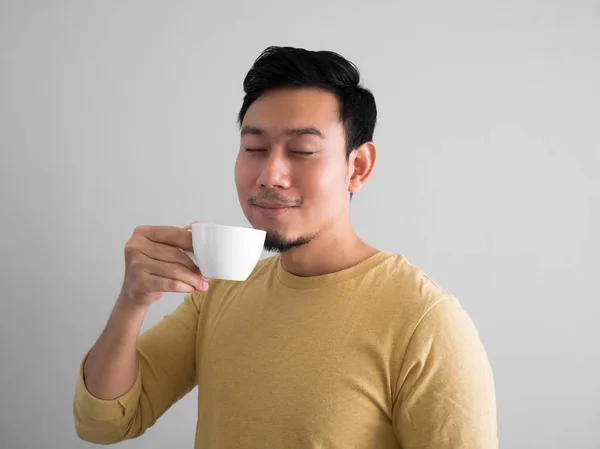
<box><xmin>263</xmin><ymin>229</ymin><xmax>316</xmax><ymax>253</ymax></box>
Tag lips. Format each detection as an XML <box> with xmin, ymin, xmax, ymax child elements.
<box><xmin>252</xmin><ymin>202</ymin><xmax>296</xmax><ymax>217</ymax></box>
<box><xmin>254</xmin><ymin>202</ymin><xmax>296</xmax><ymax>209</ymax></box>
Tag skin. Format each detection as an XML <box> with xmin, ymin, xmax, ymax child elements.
<box><xmin>235</xmin><ymin>87</ymin><xmax>379</xmax><ymax>277</ymax></box>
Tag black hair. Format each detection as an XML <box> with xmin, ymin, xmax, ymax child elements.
<box><xmin>237</xmin><ymin>46</ymin><xmax>377</xmax><ymax>159</ymax></box>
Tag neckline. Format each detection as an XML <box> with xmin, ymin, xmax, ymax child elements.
<box><xmin>275</xmin><ymin>250</ymin><xmax>395</xmax><ymax>290</ymax></box>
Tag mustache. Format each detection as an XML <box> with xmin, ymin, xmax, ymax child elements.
<box><xmin>248</xmin><ymin>191</ymin><xmax>303</xmax><ymax>207</ymax></box>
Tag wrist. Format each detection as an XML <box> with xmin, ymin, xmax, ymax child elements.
<box><xmin>114</xmin><ymin>292</ymin><xmax>150</xmax><ymax>323</ymax></box>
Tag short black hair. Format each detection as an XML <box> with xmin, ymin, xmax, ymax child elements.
<box><xmin>237</xmin><ymin>46</ymin><xmax>377</xmax><ymax>159</ymax></box>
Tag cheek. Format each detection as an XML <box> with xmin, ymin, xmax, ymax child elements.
<box><xmin>311</xmin><ymin>159</ymin><xmax>347</xmax><ymax>192</ymax></box>
<box><xmin>296</xmin><ymin>161</ymin><xmax>346</xmax><ymax>206</ymax></box>
<box><xmin>234</xmin><ymin>156</ymin><xmax>251</xmax><ymax>191</ymax></box>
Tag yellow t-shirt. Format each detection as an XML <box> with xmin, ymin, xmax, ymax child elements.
<box><xmin>74</xmin><ymin>251</ymin><xmax>498</xmax><ymax>448</ymax></box>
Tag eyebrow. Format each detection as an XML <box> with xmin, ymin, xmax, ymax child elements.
<box><xmin>240</xmin><ymin>126</ymin><xmax>325</xmax><ymax>139</ymax></box>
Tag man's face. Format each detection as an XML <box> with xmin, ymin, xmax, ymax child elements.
<box><xmin>234</xmin><ymin>88</ymin><xmax>352</xmax><ymax>252</ymax></box>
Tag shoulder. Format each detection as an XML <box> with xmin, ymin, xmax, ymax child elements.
<box><xmin>373</xmin><ymin>252</ymin><xmax>454</xmax><ymax>313</ymax></box>
<box><xmin>381</xmin><ymin>256</ymin><xmax>486</xmax><ymax>367</ymax></box>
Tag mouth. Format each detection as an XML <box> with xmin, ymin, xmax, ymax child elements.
<box><xmin>252</xmin><ymin>204</ymin><xmax>297</xmax><ymax>217</ymax></box>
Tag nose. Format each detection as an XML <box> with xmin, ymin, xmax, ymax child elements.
<box><xmin>256</xmin><ymin>150</ymin><xmax>291</xmax><ymax>189</ymax></box>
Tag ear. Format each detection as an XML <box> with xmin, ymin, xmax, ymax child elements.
<box><xmin>347</xmin><ymin>142</ymin><xmax>377</xmax><ymax>194</ymax></box>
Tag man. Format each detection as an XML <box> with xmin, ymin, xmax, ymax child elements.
<box><xmin>74</xmin><ymin>46</ymin><xmax>498</xmax><ymax>448</ymax></box>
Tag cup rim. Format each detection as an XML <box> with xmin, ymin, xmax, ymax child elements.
<box><xmin>191</xmin><ymin>222</ymin><xmax>266</xmax><ymax>235</ymax></box>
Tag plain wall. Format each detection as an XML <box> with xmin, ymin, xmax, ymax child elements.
<box><xmin>1</xmin><ymin>1</ymin><xmax>598</xmax><ymax>448</ymax></box>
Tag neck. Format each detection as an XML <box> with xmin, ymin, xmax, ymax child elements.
<box><xmin>278</xmin><ymin>219</ymin><xmax>378</xmax><ymax>277</ymax></box>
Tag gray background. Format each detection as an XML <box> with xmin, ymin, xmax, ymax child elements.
<box><xmin>1</xmin><ymin>0</ymin><xmax>598</xmax><ymax>448</ymax></box>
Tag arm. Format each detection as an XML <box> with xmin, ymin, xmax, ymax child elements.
<box><xmin>82</xmin><ymin>293</ymin><xmax>148</xmax><ymax>401</ymax></box>
<box><xmin>73</xmin><ymin>224</ymin><xmax>209</xmax><ymax>443</ymax></box>
<box><xmin>73</xmin><ymin>292</ymin><xmax>203</xmax><ymax>444</ymax></box>
<box><xmin>392</xmin><ymin>297</ymin><xmax>498</xmax><ymax>449</ymax></box>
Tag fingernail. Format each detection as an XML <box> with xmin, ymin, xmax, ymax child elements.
<box><xmin>202</xmin><ymin>280</ymin><xmax>209</xmax><ymax>291</ymax></box>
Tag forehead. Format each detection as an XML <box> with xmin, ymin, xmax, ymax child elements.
<box><xmin>242</xmin><ymin>88</ymin><xmax>343</xmax><ymax>138</ymax></box>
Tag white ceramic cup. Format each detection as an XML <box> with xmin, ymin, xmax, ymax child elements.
<box><xmin>184</xmin><ymin>223</ymin><xmax>266</xmax><ymax>281</ymax></box>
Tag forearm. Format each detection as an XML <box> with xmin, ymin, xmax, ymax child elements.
<box><xmin>83</xmin><ymin>293</ymin><xmax>149</xmax><ymax>399</ymax></box>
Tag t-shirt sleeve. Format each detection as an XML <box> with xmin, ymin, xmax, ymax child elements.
<box><xmin>392</xmin><ymin>296</ymin><xmax>498</xmax><ymax>449</ymax></box>
<box><xmin>73</xmin><ymin>292</ymin><xmax>203</xmax><ymax>444</ymax></box>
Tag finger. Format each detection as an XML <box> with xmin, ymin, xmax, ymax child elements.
<box><xmin>144</xmin><ymin>272</ymin><xmax>197</xmax><ymax>294</ymax></box>
<box><xmin>138</xmin><ymin>241</ymin><xmax>199</xmax><ymax>273</ymax></box>
<box><xmin>144</xmin><ymin>259</ymin><xmax>208</xmax><ymax>291</ymax></box>
<box><xmin>140</xmin><ymin>226</ymin><xmax>194</xmax><ymax>251</ymax></box>
<box><xmin>183</xmin><ymin>221</ymin><xmax>201</xmax><ymax>231</ymax></box>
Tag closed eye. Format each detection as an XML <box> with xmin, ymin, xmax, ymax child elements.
<box><xmin>245</xmin><ymin>149</ymin><xmax>315</xmax><ymax>155</ymax></box>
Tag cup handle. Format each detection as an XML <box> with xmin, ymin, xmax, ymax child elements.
<box><xmin>184</xmin><ymin>228</ymin><xmax>198</xmax><ymax>267</ymax></box>
<box><xmin>184</xmin><ymin>250</ymin><xmax>198</xmax><ymax>267</ymax></box>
